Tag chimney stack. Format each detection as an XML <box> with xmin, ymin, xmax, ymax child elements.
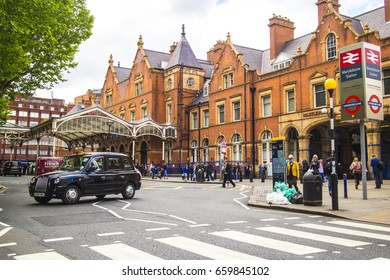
<box><xmin>268</xmin><ymin>14</ymin><xmax>295</xmax><ymax>60</ymax></box>
<box><xmin>316</xmin><ymin>0</ymin><xmax>340</xmax><ymax>24</ymax></box>
<box><xmin>385</xmin><ymin>0</ymin><xmax>390</xmax><ymax>22</ymax></box>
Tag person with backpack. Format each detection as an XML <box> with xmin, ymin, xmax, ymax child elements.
<box><xmin>370</xmin><ymin>155</ymin><xmax>383</xmax><ymax>189</ymax></box>
<box><xmin>324</xmin><ymin>156</ymin><xmax>333</xmax><ymax>196</ymax></box>
<box><xmin>349</xmin><ymin>157</ymin><xmax>362</xmax><ymax>189</ymax></box>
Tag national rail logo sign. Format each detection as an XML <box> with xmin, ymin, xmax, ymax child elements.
<box><xmin>339</xmin><ymin>42</ymin><xmax>383</xmax><ymax>122</ymax></box>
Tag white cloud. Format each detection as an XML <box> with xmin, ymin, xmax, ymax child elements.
<box><xmin>36</xmin><ymin>0</ymin><xmax>384</xmax><ymax>103</ymax></box>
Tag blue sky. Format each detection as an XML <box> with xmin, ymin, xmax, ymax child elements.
<box><xmin>36</xmin><ymin>0</ymin><xmax>385</xmax><ymax>103</ymax></box>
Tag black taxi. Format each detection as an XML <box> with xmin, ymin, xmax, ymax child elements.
<box><xmin>29</xmin><ymin>152</ymin><xmax>141</xmax><ymax>204</ymax></box>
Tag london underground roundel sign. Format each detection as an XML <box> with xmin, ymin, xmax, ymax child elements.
<box><xmin>342</xmin><ymin>95</ymin><xmax>362</xmax><ymax>115</ymax></box>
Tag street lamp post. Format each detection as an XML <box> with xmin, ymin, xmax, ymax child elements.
<box><xmin>324</xmin><ymin>78</ymin><xmax>338</xmax><ymax>210</ymax></box>
<box><xmin>107</xmin><ymin>120</ymin><xmax>114</xmax><ymax>152</ymax></box>
<box><xmin>250</xmin><ymin>86</ymin><xmax>256</xmax><ymax>182</ymax></box>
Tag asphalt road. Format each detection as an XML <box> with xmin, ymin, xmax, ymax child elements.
<box><xmin>1</xmin><ymin>176</ymin><xmax>390</xmax><ymax>260</ymax></box>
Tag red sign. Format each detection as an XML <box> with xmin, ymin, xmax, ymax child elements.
<box><xmin>340</xmin><ymin>48</ymin><xmax>362</xmax><ymax>68</ymax></box>
<box><xmin>342</xmin><ymin>95</ymin><xmax>362</xmax><ymax>115</ymax></box>
<box><xmin>368</xmin><ymin>94</ymin><xmax>382</xmax><ymax>114</ymax></box>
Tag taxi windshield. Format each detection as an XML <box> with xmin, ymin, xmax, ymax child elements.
<box><xmin>58</xmin><ymin>155</ymin><xmax>92</xmax><ymax>172</ymax></box>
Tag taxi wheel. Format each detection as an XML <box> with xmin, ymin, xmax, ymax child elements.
<box><xmin>122</xmin><ymin>183</ymin><xmax>135</xmax><ymax>199</ymax></box>
<box><xmin>34</xmin><ymin>197</ymin><xmax>52</xmax><ymax>204</ymax></box>
<box><xmin>62</xmin><ymin>185</ymin><xmax>80</xmax><ymax>204</ymax></box>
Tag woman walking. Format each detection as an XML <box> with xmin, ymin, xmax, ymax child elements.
<box><xmin>349</xmin><ymin>157</ymin><xmax>362</xmax><ymax>189</ymax></box>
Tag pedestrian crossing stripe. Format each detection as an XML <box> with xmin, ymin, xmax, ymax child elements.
<box><xmin>90</xmin><ymin>243</ymin><xmax>162</xmax><ymax>260</ymax></box>
<box><xmin>14</xmin><ymin>251</ymin><xmax>68</xmax><ymax>260</ymax></box>
<box><xmin>210</xmin><ymin>230</ymin><xmax>326</xmax><ymax>255</ymax></box>
<box><xmin>296</xmin><ymin>223</ymin><xmax>390</xmax><ymax>241</ymax></box>
<box><xmin>156</xmin><ymin>236</ymin><xmax>263</xmax><ymax>260</ymax></box>
<box><xmin>256</xmin><ymin>226</ymin><xmax>371</xmax><ymax>247</ymax></box>
<box><xmin>328</xmin><ymin>220</ymin><xmax>390</xmax><ymax>233</ymax></box>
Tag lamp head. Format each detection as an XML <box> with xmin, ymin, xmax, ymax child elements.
<box><xmin>324</xmin><ymin>78</ymin><xmax>337</xmax><ymax>90</ymax></box>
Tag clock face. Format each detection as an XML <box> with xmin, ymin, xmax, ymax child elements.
<box><xmin>187</xmin><ymin>77</ymin><xmax>194</xmax><ymax>87</ymax></box>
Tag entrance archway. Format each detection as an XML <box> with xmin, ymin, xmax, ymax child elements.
<box><xmin>141</xmin><ymin>141</ymin><xmax>148</xmax><ymax>164</ymax></box>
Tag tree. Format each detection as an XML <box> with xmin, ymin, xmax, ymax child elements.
<box><xmin>0</xmin><ymin>0</ymin><xmax>94</xmax><ymax>121</ymax></box>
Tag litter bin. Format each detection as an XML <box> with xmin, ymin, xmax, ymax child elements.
<box><xmin>302</xmin><ymin>170</ymin><xmax>322</xmax><ymax>206</ymax></box>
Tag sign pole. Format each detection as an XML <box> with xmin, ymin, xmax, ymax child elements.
<box><xmin>360</xmin><ymin>120</ymin><xmax>368</xmax><ymax>200</ymax></box>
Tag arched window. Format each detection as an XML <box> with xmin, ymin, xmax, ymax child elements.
<box><xmin>166</xmin><ymin>141</ymin><xmax>173</xmax><ymax>164</ymax></box>
<box><xmin>262</xmin><ymin>130</ymin><xmax>273</xmax><ymax>163</ymax></box>
<box><xmin>217</xmin><ymin>136</ymin><xmax>226</xmax><ymax>162</ymax></box>
<box><xmin>232</xmin><ymin>134</ymin><xmax>242</xmax><ymax>162</ymax></box>
<box><xmin>326</xmin><ymin>33</ymin><xmax>336</xmax><ymax>61</ymax></box>
<box><xmin>288</xmin><ymin>128</ymin><xmax>299</xmax><ymax>161</ymax></box>
<box><xmin>202</xmin><ymin>139</ymin><xmax>209</xmax><ymax>163</ymax></box>
<box><xmin>191</xmin><ymin>140</ymin><xmax>198</xmax><ymax>162</ymax></box>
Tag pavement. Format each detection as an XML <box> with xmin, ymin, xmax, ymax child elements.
<box><xmin>142</xmin><ymin>175</ymin><xmax>390</xmax><ymax>226</ymax></box>
<box><xmin>1</xmin><ymin>176</ymin><xmax>389</xmax><ymax>225</ymax></box>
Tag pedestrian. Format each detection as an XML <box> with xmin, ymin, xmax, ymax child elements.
<box><xmin>206</xmin><ymin>162</ymin><xmax>214</xmax><ymax>181</ymax></box>
<box><xmin>286</xmin><ymin>155</ymin><xmax>299</xmax><ymax>191</ymax></box>
<box><xmin>324</xmin><ymin>156</ymin><xmax>333</xmax><ymax>196</ymax></box>
<box><xmin>259</xmin><ymin>162</ymin><xmax>267</xmax><ymax>182</ymax></box>
<box><xmin>318</xmin><ymin>159</ymin><xmax>325</xmax><ymax>182</ymax></box>
<box><xmin>310</xmin><ymin>154</ymin><xmax>320</xmax><ymax>174</ymax></box>
<box><xmin>181</xmin><ymin>165</ymin><xmax>188</xmax><ymax>181</ymax></box>
<box><xmin>150</xmin><ymin>162</ymin><xmax>156</xmax><ymax>179</ymax></box>
<box><xmin>222</xmin><ymin>159</ymin><xmax>235</xmax><ymax>188</ymax></box>
<box><xmin>300</xmin><ymin>159</ymin><xmax>309</xmax><ymax>183</ymax></box>
<box><xmin>370</xmin><ymin>155</ymin><xmax>382</xmax><ymax>189</ymax></box>
<box><xmin>349</xmin><ymin>157</ymin><xmax>362</xmax><ymax>189</ymax></box>
<box><xmin>162</xmin><ymin>161</ymin><xmax>168</xmax><ymax>179</ymax></box>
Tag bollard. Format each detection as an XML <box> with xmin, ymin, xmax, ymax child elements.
<box><xmin>343</xmin><ymin>173</ymin><xmax>348</xmax><ymax>198</ymax></box>
<box><xmin>239</xmin><ymin>170</ymin><xmax>243</xmax><ymax>182</ymax></box>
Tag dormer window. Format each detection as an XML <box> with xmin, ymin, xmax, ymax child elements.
<box><xmin>273</xmin><ymin>60</ymin><xmax>291</xmax><ymax>71</ymax></box>
<box><xmin>326</xmin><ymin>33</ymin><xmax>337</xmax><ymax>61</ymax></box>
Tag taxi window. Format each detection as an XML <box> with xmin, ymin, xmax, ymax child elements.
<box><xmin>107</xmin><ymin>157</ymin><xmax>121</xmax><ymax>170</ymax></box>
<box><xmin>123</xmin><ymin>157</ymin><xmax>134</xmax><ymax>170</ymax></box>
<box><xmin>59</xmin><ymin>155</ymin><xmax>92</xmax><ymax>171</ymax></box>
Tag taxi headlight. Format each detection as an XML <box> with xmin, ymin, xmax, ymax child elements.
<box><xmin>53</xmin><ymin>178</ymin><xmax>60</xmax><ymax>185</ymax></box>
<box><xmin>30</xmin><ymin>177</ymin><xmax>37</xmax><ymax>185</ymax></box>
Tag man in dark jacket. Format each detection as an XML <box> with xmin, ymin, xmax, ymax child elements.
<box><xmin>222</xmin><ymin>159</ymin><xmax>235</xmax><ymax>188</ymax></box>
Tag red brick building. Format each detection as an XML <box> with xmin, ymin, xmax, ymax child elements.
<box><xmin>96</xmin><ymin>0</ymin><xmax>390</xmax><ymax>178</ymax></box>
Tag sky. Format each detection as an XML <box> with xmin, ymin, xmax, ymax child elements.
<box><xmin>36</xmin><ymin>0</ymin><xmax>385</xmax><ymax>103</ymax></box>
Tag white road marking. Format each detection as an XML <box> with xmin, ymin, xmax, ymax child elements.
<box><xmin>97</xmin><ymin>232</ymin><xmax>125</xmax><ymax>236</ymax></box>
<box><xmin>284</xmin><ymin>217</ymin><xmax>302</xmax><ymax>220</ymax></box>
<box><xmin>328</xmin><ymin>220</ymin><xmax>390</xmax><ymax>233</ymax></box>
<box><xmin>0</xmin><ymin>242</ymin><xmax>17</xmax><ymax>247</ymax></box>
<box><xmin>226</xmin><ymin>221</ymin><xmax>247</xmax><ymax>224</ymax></box>
<box><xmin>211</xmin><ymin>230</ymin><xmax>326</xmax><ymax>255</ymax></box>
<box><xmin>256</xmin><ymin>226</ymin><xmax>371</xmax><ymax>247</ymax></box>
<box><xmin>169</xmin><ymin>215</ymin><xmax>197</xmax><ymax>224</ymax></box>
<box><xmin>43</xmin><ymin>237</ymin><xmax>73</xmax><ymax>242</ymax></box>
<box><xmin>145</xmin><ymin>227</ymin><xmax>170</xmax><ymax>231</ymax></box>
<box><xmin>156</xmin><ymin>236</ymin><xmax>264</xmax><ymax>260</ymax></box>
<box><xmin>0</xmin><ymin>221</ymin><xmax>10</xmax><ymax>227</ymax></box>
<box><xmin>14</xmin><ymin>251</ymin><xmax>68</xmax><ymax>260</ymax></box>
<box><xmin>0</xmin><ymin>227</ymin><xmax>12</xmax><ymax>238</ymax></box>
<box><xmin>188</xmin><ymin>224</ymin><xmax>211</xmax><ymax>227</ymax></box>
<box><xmin>233</xmin><ymin>190</ymin><xmax>251</xmax><ymax>210</ymax></box>
<box><xmin>90</xmin><ymin>243</ymin><xmax>162</xmax><ymax>260</ymax></box>
<box><xmin>296</xmin><ymin>223</ymin><xmax>390</xmax><ymax>241</ymax></box>
<box><xmin>260</xmin><ymin>218</ymin><xmax>278</xmax><ymax>222</ymax></box>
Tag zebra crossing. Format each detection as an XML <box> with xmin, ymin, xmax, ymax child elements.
<box><xmin>9</xmin><ymin>218</ymin><xmax>390</xmax><ymax>260</ymax></box>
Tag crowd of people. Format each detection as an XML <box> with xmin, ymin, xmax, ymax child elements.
<box><xmin>136</xmin><ymin>154</ymin><xmax>385</xmax><ymax>192</ymax></box>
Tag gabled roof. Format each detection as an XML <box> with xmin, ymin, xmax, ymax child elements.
<box><xmin>144</xmin><ymin>49</ymin><xmax>171</xmax><ymax>70</ymax></box>
<box><xmin>234</xmin><ymin>45</ymin><xmax>263</xmax><ymax>71</ymax></box>
<box><xmin>352</xmin><ymin>7</ymin><xmax>390</xmax><ymax>39</ymax></box>
<box><xmin>165</xmin><ymin>25</ymin><xmax>203</xmax><ymax>70</ymax></box>
<box><xmin>113</xmin><ymin>66</ymin><xmax>131</xmax><ymax>83</ymax></box>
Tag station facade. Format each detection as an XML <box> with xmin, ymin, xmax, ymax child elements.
<box><xmin>93</xmin><ymin>1</ymin><xmax>390</xmax><ymax>178</ymax></box>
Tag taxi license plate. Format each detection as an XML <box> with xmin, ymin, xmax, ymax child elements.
<box><xmin>34</xmin><ymin>192</ymin><xmax>46</xmax><ymax>197</ymax></box>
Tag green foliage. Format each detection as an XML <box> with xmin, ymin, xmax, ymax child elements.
<box><xmin>0</xmin><ymin>96</ymin><xmax>10</xmax><ymax>125</ymax></box>
<box><xmin>0</xmin><ymin>0</ymin><xmax>94</xmax><ymax>121</ymax></box>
